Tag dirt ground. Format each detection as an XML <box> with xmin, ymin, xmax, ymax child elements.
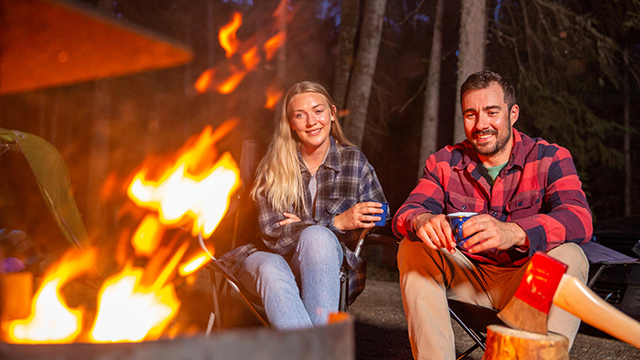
<box><xmin>349</xmin><ymin>279</ymin><xmax>640</xmax><ymax>360</ymax></box>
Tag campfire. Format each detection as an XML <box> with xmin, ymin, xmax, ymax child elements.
<box><xmin>0</xmin><ymin>6</ymin><xmax>288</xmax><ymax>347</ymax></box>
<box><xmin>1</xmin><ymin>121</ymin><xmax>240</xmax><ymax>344</ymax></box>
<box><xmin>0</xmin><ymin>4</ymin><xmax>358</xmax><ymax>360</ymax></box>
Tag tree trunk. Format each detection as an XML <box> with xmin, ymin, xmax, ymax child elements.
<box><xmin>274</xmin><ymin>0</ymin><xmax>288</xmax><ymax>89</ymax></box>
<box><xmin>332</xmin><ymin>0</ymin><xmax>360</xmax><ymax>110</ymax></box>
<box><xmin>344</xmin><ymin>0</ymin><xmax>386</xmax><ymax>148</ymax></box>
<box><xmin>87</xmin><ymin>81</ymin><xmax>110</xmax><ymax>235</ymax></box>
<box><xmin>419</xmin><ymin>0</ymin><xmax>444</xmax><ymax>180</ymax></box>
<box><xmin>86</xmin><ymin>0</ymin><xmax>113</xmax><ymax>234</ymax></box>
<box><xmin>623</xmin><ymin>71</ymin><xmax>631</xmax><ymax>216</ymax></box>
<box><xmin>453</xmin><ymin>0</ymin><xmax>487</xmax><ymax>144</ymax></box>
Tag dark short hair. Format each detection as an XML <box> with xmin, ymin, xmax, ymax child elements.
<box><xmin>460</xmin><ymin>71</ymin><xmax>516</xmax><ymax>110</ymax></box>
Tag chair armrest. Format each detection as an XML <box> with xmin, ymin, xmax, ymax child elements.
<box><xmin>353</xmin><ymin>224</ymin><xmax>401</xmax><ymax>257</ymax></box>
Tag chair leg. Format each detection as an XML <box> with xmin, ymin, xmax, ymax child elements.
<box><xmin>209</xmin><ymin>259</ymin><xmax>270</xmax><ymax>327</ymax></box>
<box><xmin>209</xmin><ymin>268</ymin><xmax>223</xmax><ymax>331</ymax></box>
<box><xmin>587</xmin><ymin>263</ymin><xmax>609</xmax><ymax>288</ymax></box>
<box><xmin>450</xmin><ymin>308</ymin><xmax>486</xmax><ymax>359</ymax></box>
<box><xmin>456</xmin><ymin>344</ymin><xmax>482</xmax><ymax>360</ymax></box>
<box><xmin>339</xmin><ymin>266</ymin><xmax>348</xmax><ymax>312</ymax></box>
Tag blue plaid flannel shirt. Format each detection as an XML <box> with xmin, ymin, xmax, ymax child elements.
<box><xmin>221</xmin><ymin>137</ymin><xmax>387</xmax><ymax>297</ymax></box>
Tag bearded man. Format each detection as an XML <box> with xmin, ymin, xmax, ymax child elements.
<box><xmin>393</xmin><ymin>70</ymin><xmax>592</xmax><ymax>360</ymax></box>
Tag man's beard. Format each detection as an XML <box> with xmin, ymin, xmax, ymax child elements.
<box><xmin>471</xmin><ymin>122</ymin><xmax>512</xmax><ymax>157</ymax></box>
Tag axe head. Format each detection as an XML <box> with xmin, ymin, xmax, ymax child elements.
<box><xmin>497</xmin><ymin>251</ymin><xmax>568</xmax><ymax>334</ymax></box>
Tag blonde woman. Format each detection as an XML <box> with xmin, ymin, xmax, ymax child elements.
<box><xmin>223</xmin><ymin>81</ymin><xmax>387</xmax><ymax>329</ymax></box>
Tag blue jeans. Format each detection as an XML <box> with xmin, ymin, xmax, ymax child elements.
<box><xmin>237</xmin><ymin>225</ymin><xmax>344</xmax><ymax>329</ymax></box>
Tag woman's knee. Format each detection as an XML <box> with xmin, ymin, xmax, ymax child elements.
<box><xmin>242</xmin><ymin>252</ymin><xmax>295</xmax><ymax>285</ymax></box>
<box><xmin>296</xmin><ymin>226</ymin><xmax>342</xmax><ymax>263</ymax></box>
<box><xmin>298</xmin><ymin>226</ymin><xmax>341</xmax><ymax>251</ymax></box>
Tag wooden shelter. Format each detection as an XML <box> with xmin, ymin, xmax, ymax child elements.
<box><xmin>0</xmin><ymin>0</ymin><xmax>193</xmax><ymax>94</ymax></box>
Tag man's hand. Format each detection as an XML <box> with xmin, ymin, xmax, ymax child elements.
<box><xmin>334</xmin><ymin>201</ymin><xmax>384</xmax><ymax>231</ymax></box>
<box><xmin>413</xmin><ymin>213</ymin><xmax>457</xmax><ymax>254</ymax></box>
<box><xmin>460</xmin><ymin>214</ymin><xmax>528</xmax><ymax>253</ymax></box>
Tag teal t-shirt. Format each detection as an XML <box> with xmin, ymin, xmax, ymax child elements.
<box><xmin>485</xmin><ymin>161</ymin><xmax>508</xmax><ymax>184</ymax></box>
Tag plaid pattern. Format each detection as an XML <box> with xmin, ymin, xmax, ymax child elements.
<box><xmin>393</xmin><ymin>129</ymin><xmax>592</xmax><ymax>267</ymax></box>
<box><xmin>221</xmin><ymin>137</ymin><xmax>386</xmax><ymax>299</ymax></box>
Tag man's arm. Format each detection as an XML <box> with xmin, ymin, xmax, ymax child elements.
<box><xmin>392</xmin><ymin>155</ymin><xmax>449</xmax><ymax>243</ymax></box>
<box><xmin>510</xmin><ymin>150</ymin><xmax>592</xmax><ymax>254</ymax></box>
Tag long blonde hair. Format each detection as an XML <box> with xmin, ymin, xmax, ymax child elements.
<box><xmin>251</xmin><ymin>81</ymin><xmax>353</xmax><ymax>213</ymax></box>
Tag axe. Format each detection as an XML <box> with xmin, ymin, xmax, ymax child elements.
<box><xmin>497</xmin><ymin>251</ymin><xmax>640</xmax><ymax>348</ymax></box>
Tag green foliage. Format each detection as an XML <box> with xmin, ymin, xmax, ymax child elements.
<box><xmin>1</xmin><ymin>129</ymin><xmax>89</xmax><ymax>250</ymax></box>
<box><xmin>488</xmin><ymin>0</ymin><xmax>640</xmax><ymax>217</ymax></box>
<box><xmin>518</xmin><ymin>88</ymin><xmax>625</xmax><ymax>172</ymax></box>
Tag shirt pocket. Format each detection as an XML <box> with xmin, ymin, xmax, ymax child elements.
<box><xmin>446</xmin><ymin>192</ymin><xmax>483</xmax><ymax>214</ymax></box>
<box><xmin>505</xmin><ymin>190</ymin><xmax>542</xmax><ymax>219</ymax></box>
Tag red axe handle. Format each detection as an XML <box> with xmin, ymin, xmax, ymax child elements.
<box><xmin>554</xmin><ymin>274</ymin><xmax>640</xmax><ymax>348</ymax></box>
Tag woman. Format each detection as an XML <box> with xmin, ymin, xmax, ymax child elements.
<box><xmin>225</xmin><ymin>81</ymin><xmax>387</xmax><ymax>329</ymax></box>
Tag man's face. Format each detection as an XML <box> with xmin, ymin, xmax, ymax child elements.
<box><xmin>461</xmin><ymin>83</ymin><xmax>519</xmax><ymax>166</ymax></box>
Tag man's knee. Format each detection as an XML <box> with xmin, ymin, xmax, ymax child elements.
<box><xmin>398</xmin><ymin>238</ymin><xmax>423</xmax><ymax>273</ymax></box>
<box><xmin>548</xmin><ymin>242</ymin><xmax>589</xmax><ymax>283</ymax></box>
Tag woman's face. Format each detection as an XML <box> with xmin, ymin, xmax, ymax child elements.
<box><xmin>288</xmin><ymin>92</ymin><xmax>335</xmax><ymax>154</ymax></box>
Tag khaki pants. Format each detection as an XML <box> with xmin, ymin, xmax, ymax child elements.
<box><xmin>397</xmin><ymin>240</ymin><xmax>589</xmax><ymax>360</ymax></box>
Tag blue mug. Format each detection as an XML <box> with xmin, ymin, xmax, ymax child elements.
<box><xmin>374</xmin><ymin>202</ymin><xmax>389</xmax><ymax>226</ymax></box>
<box><xmin>447</xmin><ymin>212</ymin><xmax>478</xmax><ymax>246</ymax></box>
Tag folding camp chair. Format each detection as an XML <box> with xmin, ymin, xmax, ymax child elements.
<box><xmin>203</xmin><ymin>140</ymin><xmax>383</xmax><ymax>329</ymax></box>
<box><xmin>450</xmin><ymin>240</ymin><xmax>639</xmax><ymax>359</ymax></box>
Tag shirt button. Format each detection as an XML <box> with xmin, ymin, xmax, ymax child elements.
<box><xmin>517</xmin><ymin>201</ymin><xmax>523</xmax><ymax>207</ymax></box>
<box><xmin>492</xmin><ymin>212</ymin><xmax>498</xmax><ymax>217</ymax></box>
<box><xmin>461</xmin><ymin>205</ymin><xmax>467</xmax><ymax>210</ymax></box>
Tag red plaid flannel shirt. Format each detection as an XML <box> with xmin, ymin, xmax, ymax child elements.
<box><xmin>393</xmin><ymin>129</ymin><xmax>592</xmax><ymax>267</ymax></box>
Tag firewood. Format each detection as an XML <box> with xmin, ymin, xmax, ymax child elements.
<box><xmin>481</xmin><ymin>324</ymin><xmax>569</xmax><ymax>360</ymax></box>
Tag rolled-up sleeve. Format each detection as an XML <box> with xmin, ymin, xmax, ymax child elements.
<box><xmin>393</xmin><ymin>155</ymin><xmax>447</xmax><ymax>241</ymax></box>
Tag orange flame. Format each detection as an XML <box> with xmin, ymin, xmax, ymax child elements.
<box><xmin>265</xmin><ymin>85</ymin><xmax>283</xmax><ymax>109</ymax></box>
<box><xmin>195</xmin><ymin>11</ymin><xmax>286</xmax><ymax>94</ymax></box>
<box><xmin>217</xmin><ymin>71</ymin><xmax>248</xmax><ymax>95</ymax></box>
<box><xmin>4</xmin><ymin>249</ymin><xmax>96</xmax><ymax>344</ymax></box>
<box><xmin>89</xmin><ymin>265</ymin><xmax>180</xmax><ymax>342</ymax></box>
<box><xmin>132</xmin><ymin>214</ymin><xmax>165</xmax><ymax>257</ymax></box>
<box><xmin>4</xmin><ymin>121</ymin><xmax>241</xmax><ymax>344</ymax></box>
<box><xmin>179</xmin><ymin>253</ymin><xmax>210</xmax><ymax>277</ymax></box>
<box><xmin>219</xmin><ymin>12</ymin><xmax>242</xmax><ymax>58</ymax></box>
<box><xmin>194</xmin><ymin>68</ymin><xmax>215</xmax><ymax>94</ymax></box>
<box><xmin>264</xmin><ymin>32</ymin><xmax>285</xmax><ymax>61</ymax></box>
<box><xmin>128</xmin><ymin>136</ymin><xmax>240</xmax><ymax>239</ymax></box>
<box><xmin>242</xmin><ymin>46</ymin><xmax>260</xmax><ymax>70</ymax></box>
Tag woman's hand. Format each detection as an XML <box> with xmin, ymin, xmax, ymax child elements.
<box><xmin>277</xmin><ymin>212</ymin><xmax>301</xmax><ymax>226</ymax></box>
<box><xmin>334</xmin><ymin>202</ymin><xmax>384</xmax><ymax>231</ymax></box>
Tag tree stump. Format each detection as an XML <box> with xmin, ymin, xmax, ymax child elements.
<box><xmin>481</xmin><ymin>325</ymin><xmax>569</xmax><ymax>360</ymax></box>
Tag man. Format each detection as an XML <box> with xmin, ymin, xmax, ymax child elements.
<box><xmin>392</xmin><ymin>71</ymin><xmax>592</xmax><ymax>360</ymax></box>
